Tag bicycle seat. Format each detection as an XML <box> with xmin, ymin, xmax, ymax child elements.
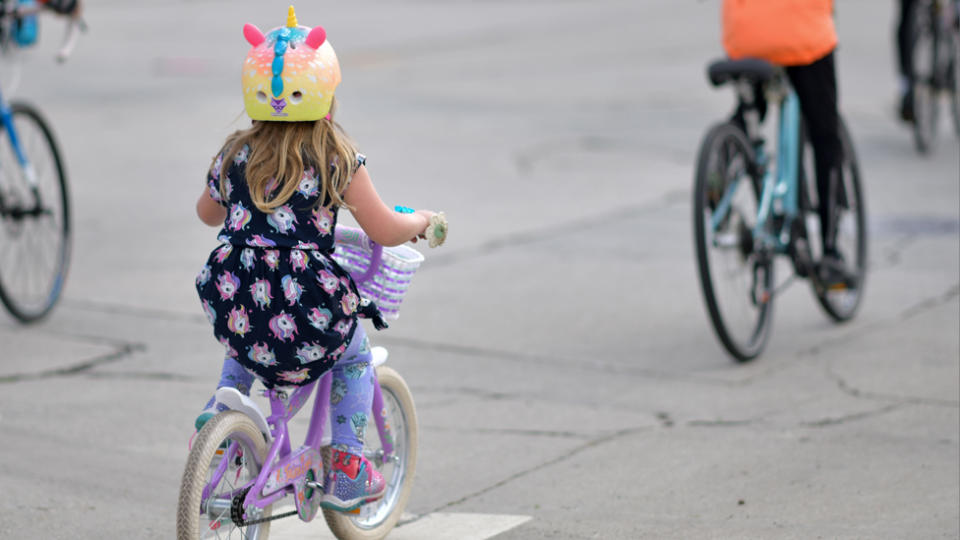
<box><xmin>707</xmin><ymin>58</ymin><xmax>776</xmax><ymax>87</ymax></box>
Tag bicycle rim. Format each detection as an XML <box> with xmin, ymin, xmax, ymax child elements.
<box><xmin>0</xmin><ymin>103</ymin><xmax>70</xmax><ymax>322</ymax></box>
<box><xmin>693</xmin><ymin>122</ymin><xmax>774</xmax><ymax>361</ymax></box>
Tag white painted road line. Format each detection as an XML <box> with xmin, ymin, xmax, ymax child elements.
<box><xmin>270</xmin><ymin>511</ymin><xmax>532</xmax><ymax>539</ymax></box>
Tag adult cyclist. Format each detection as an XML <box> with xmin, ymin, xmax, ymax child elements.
<box><xmin>722</xmin><ymin>0</ymin><xmax>852</xmax><ymax>287</ymax></box>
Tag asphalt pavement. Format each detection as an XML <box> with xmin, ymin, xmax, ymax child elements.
<box><xmin>0</xmin><ymin>1</ymin><xmax>957</xmax><ymax>539</ymax></box>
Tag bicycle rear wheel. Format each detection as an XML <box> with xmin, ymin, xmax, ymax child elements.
<box><xmin>323</xmin><ymin>365</ymin><xmax>418</xmax><ymax>540</ymax></box>
<box><xmin>0</xmin><ymin>102</ymin><xmax>70</xmax><ymax>322</ymax></box>
<box><xmin>910</xmin><ymin>0</ymin><xmax>942</xmax><ymax>153</ymax></box>
<box><xmin>949</xmin><ymin>14</ymin><xmax>960</xmax><ymax>136</ymax></box>
<box><xmin>813</xmin><ymin>119</ymin><xmax>867</xmax><ymax>322</ymax></box>
<box><xmin>177</xmin><ymin>411</ymin><xmax>272</xmax><ymax>539</ymax></box>
<box><xmin>693</xmin><ymin>122</ymin><xmax>774</xmax><ymax>361</ymax></box>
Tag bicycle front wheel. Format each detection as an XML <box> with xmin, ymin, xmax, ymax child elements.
<box><xmin>323</xmin><ymin>365</ymin><xmax>418</xmax><ymax>540</ymax></box>
<box><xmin>177</xmin><ymin>411</ymin><xmax>272</xmax><ymax>540</ymax></box>
<box><xmin>813</xmin><ymin>119</ymin><xmax>867</xmax><ymax>322</ymax></box>
<box><xmin>0</xmin><ymin>102</ymin><xmax>70</xmax><ymax>322</ymax></box>
<box><xmin>693</xmin><ymin>122</ymin><xmax>774</xmax><ymax>362</ymax></box>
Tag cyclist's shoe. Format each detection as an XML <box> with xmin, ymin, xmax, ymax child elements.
<box><xmin>899</xmin><ymin>89</ymin><xmax>915</xmax><ymax>123</ymax></box>
<box><xmin>320</xmin><ymin>449</ymin><xmax>386</xmax><ymax>512</ymax></box>
<box><xmin>816</xmin><ymin>252</ymin><xmax>857</xmax><ymax>291</ymax></box>
<box><xmin>194</xmin><ymin>399</ymin><xmax>229</xmax><ymax>432</ymax></box>
<box><xmin>189</xmin><ymin>399</ymin><xmax>231</xmax><ymax>450</ymax></box>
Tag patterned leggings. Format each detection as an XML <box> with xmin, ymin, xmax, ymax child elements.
<box><xmin>208</xmin><ymin>326</ymin><xmax>374</xmax><ymax>456</ymax></box>
<box><xmin>328</xmin><ymin>326</ymin><xmax>375</xmax><ymax>455</ymax></box>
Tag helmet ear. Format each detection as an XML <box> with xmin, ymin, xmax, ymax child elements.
<box><xmin>243</xmin><ymin>23</ymin><xmax>265</xmax><ymax>47</ymax></box>
<box><xmin>305</xmin><ymin>26</ymin><xmax>326</xmax><ymax>49</ymax></box>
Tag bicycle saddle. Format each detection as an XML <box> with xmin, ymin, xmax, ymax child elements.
<box><xmin>707</xmin><ymin>58</ymin><xmax>776</xmax><ymax>87</ymax></box>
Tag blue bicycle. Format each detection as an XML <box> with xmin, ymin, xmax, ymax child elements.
<box><xmin>693</xmin><ymin>58</ymin><xmax>867</xmax><ymax>361</ymax></box>
<box><xmin>0</xmin><ymin>0</ymin><xmax>83</xmax><ymax>322</ymax></box>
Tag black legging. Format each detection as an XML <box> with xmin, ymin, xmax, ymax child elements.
<box><xmin>786</xmin><ymin>51</ymin><xmax>842</xmax><ymax>253</ymax></box>
<box><xmin>898</xmin><ymin>0</ymin><xmax>918</xmax><ymax>84</ymax></box>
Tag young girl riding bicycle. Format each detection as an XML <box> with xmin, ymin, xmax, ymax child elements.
<box><xmin>193</xmin><ymin>6</ymin><xmax>437</xmax><ymax>512</ymax></box>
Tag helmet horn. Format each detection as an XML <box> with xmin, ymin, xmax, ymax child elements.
<box><xmin>243</xmin><ymin>23</ymin><xmax>265</xmax><ymax>47</ymax></box>
<box><xmin>305</xmin><ymin>26</ymin><xmax>326</xmax><ymax>49</ymax></box>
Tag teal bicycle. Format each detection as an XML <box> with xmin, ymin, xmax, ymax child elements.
<box><xmin>693</xmin><ymin>58</ymin><xmax>867</xmax><ymax>361</ymax></box>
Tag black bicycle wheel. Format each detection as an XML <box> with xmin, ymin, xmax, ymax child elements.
<box><xmin>910</xmin><ymin>0</ymin><xmax>941</xmax><ymax>153</ymax></box>
<box><xmin>813</xmin><ymin>118</ymin><xmax>867</xmax><ymax>322</ymax></box>
<box><xmin>949</xmin><ymin>10</ymin><xmax>960</xmax><ymax>137</ymax></box>
<box><xmin>0</xmin><ymin>102</ymin><xmax>70</xmax><ymax>322</ymax></box>
<box><xmin>693</xmin><ymin>121</ymin><xmax>774</xmax><ymax>361</ymax></box>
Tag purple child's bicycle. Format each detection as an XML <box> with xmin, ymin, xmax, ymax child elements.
<box><xmin>177</xmin><ymin>226</ymin><xmax>428</xmax><ymax>540</ymax></box>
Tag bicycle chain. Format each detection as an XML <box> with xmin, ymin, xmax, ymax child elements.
<box><xmin>235</xmin><ymin>508</ymin><xmax>299</xmax><ymax>527</ymax></box>
<box><xmin>226</xmin><ymin>486</ymin><xmax>295</xmax><ymax>527</ymax></box>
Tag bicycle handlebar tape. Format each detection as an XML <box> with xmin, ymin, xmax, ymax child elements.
<box><xmin>425</xmin><ymin>212</ymin><xmax>448</xmax><ymax>248</ymax></box>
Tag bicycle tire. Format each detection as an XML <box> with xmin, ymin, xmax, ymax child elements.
<box><xmin>693</xmin><ymin>121</ymin><xmax>774</xmax><ymax>361</ymax></box>
<box><xmin>949</xmin><ymin>18</ymin><xmax>960</xmax><ymax>137</ymax></box>
<box><xmin>177</xmin><ymin>411</ymin><xmax>272</xmax><ymax>540</ymax></box>
<box><xmin>813</xmin><ymin>118</ymin><xmax>867</xmax><ymax>322</ymax></box>
<box><xmin>0</xmin><ymin>101</ymin><xmax>70</xmax><ymax>322</ymax></box>
<box><xmin>323</xmin><ymin>365</ymin><xmax>418</xmax><ymax>540</ymax></box>
<box><xmin>910</xmin><ymin>0</ymin><xmax>941</xmax><ymax>153</ymax></box>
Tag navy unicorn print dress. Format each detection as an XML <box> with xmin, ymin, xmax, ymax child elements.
<box><xmin>196</xmin><ymin>147</ymin><xmax>384</xmax><ymax>387</ymax></box>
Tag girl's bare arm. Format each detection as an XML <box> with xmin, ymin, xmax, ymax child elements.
<box><xmin>196</xmin><ymin>188</ymin><xmax>227</xmax><ymax>227</ymax></box>
<box><xmin>344</xmin><ymin>165</ymin><xmax>433</xmax><ymax>247</ymax></box>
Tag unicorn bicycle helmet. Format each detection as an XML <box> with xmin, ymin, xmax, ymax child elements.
<box><xmin>241</xmin><ymin>6</ymin><xmax>340</xmax><ymax>122</ymax></box>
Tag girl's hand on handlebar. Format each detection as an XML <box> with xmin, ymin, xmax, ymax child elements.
<box><xmin>408</xmin><ymin>210</ymin><xmax>435</xmax><ymax>243</ymax></box>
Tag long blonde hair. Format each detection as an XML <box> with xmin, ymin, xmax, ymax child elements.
<box><xmin>212</xmin><ymin>99</ymin><xmax>357</xmax><ymax>212</ymax></box>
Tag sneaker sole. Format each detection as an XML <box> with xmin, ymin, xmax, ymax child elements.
<box><xmin>320</xmin><ymin>491</ymin><xmax>386</xmax><ymax>513</ymax></box>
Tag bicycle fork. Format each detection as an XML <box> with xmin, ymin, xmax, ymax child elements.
<box><xmin>0</xmin><ymin>95</ymin><xmax>43</xmax><ymax>220</ymax></box>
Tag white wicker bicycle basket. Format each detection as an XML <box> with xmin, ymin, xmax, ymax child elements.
<box><xmin>332</xmin><ymin>227</ymin><xmax>425</xmax><ymax>320</ymax></box>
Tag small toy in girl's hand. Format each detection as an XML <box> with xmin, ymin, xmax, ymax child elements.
<box><xmin>393</xmin><ymin>205</ymin><xmax>415</xmax><ymax>214</ymax></box>
<box><xmin>425</xmin><ymin>212</ymin><xmax>447</xmax><ymax>248</ymax></box>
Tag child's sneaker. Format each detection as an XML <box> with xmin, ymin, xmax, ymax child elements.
<box><xmin>320</xmin><ymin>449</ymin><xmax>386</xmax><ymax>512</ymax></box>
<box><xmin>194</xmin><ymin>399</ymin><xmax>229</xmax><ymax>432</ymax></box>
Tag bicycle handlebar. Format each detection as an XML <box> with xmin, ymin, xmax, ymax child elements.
<box><xmin>2</xmin><ymin>2</ymin><xmax>85</xmax><ymax>62</ymax></box>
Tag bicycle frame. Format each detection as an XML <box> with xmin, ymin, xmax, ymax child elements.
<box><xmin>0</xmin><ymin>84</ymin><xmax>41</xmax><ymax>190</ymax></box>
<box><xmin>203</xmin><ymin>354</ymin><xmax>395</xmax><ymax>523</ymax></box>
<box><xmin>708</xmin><ymin>82</ymin><xmax>803</xmax><ymax>257</ymax></box>
<box><xmin>754</xmin><ymin>90</ymin><xmax>801</xmax><ymax>253</ymax></box>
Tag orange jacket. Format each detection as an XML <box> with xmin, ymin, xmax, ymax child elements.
<box><xmin>722</xmin><ymin>0</ymin><xmax>837</xmax><ymax>66</ymax></box>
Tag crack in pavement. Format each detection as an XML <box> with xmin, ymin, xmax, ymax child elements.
<box><xmin>0</xmin><ymin>340</ymin><xmax>144</xmax><ymax>384</ymax></box>
<box><xmin>59</xmin><ymin>298</ymin><xmax>206</xmax><ymax>324</ymax></box>
<box><xmin>421</xmin><ymin>425</ymin><xmax>591</xmax><ymax>440</ymax></box>
<box><xmin>379</xmin><ymin>334</ymin><xmax>773</xmax><ymax>388</ymax></box>
<box><xmin>425</xmin><ymin>188</ymin><xmax>688</xmax><ymax>269</ymax></box>
<box><xmin>799</xmin><ymin>402</ymin><xmax>905</xmax><ymax>428</ymax></box>
<box><xmin>419</xmin><ymin>425</ymin><xmax>651</xmax><ymax>520</ymax></box>
<box><xmin>52</xmin><ymin>293</ymin><xmax>762</xmax><ymax>390</ymax></box>
<box><xmin>813</xmin><ymin>282</ymin><xmax>960</xmax><ymax>408</ymax></box>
